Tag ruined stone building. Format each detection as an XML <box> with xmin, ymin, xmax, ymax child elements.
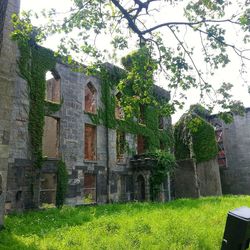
<box><xmin>210</xmin><ymin>109</ymin><xmax>250</xmax><ymax>195</ymax></box>
<box><xmin>0</xmin><ymin>0</ymin><xmax>172</xmax><ymax>213</ymax></box>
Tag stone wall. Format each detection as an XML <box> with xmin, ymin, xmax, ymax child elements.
<box><xmin>0</xmin><ymin>0</ymin><xmax>8</xmax><ymax>54</ymax></box>
<box><xmin>197</xmin><ymin>158</ymin><xmax>222</xmax><ymax>196</ymax></box>
<box><xmin>174</xmin><ymin>159</ymin><xmax>200</xmax><ymax>198</ymax></box>
<box><xmin>216</xmin><ymin>110</ymin><xmax>250</xmax><ymax>194</ymax></box>
<box><xmin>0</xmin><ymin>0</ymin><xmax>20</xmax><ymax>226</ymax></box>
<box><xmin>175</xmin><ymin>158</ymin><xmax>222</xmax><ymax>198</ymax></box>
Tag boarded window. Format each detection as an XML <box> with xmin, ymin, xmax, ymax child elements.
<box><xmin>45</xmin><ymin>71</ymin><xmax>61</xmax><ymax>103</ymax></box>
<box><xmin>83</xmin><ymin>174</ymin><xmax>96</xmax><ymax>203</ymax></box>
<box><xmin>85</xmin><ymin>82</ymin><xmax>97</xmax><ymax>113</ymax></box>
<box><xmin>159</xmin><ymin>116</ymin><xmax>164</xmax><ymax>129</ymax></box>
<box><xmin>115</xmin><ymin>92</ymin><xmax>124</xmax><ymax>119</ymax></box>
<box><xmin>137</xmin><ymin>135</ymin><xmax>147</xmax><ymax>155</ymax></box>
<box><xmin>43</xmin><ymin>116</ymin><xmax>60</xmax><ymax>158</ymax></box>
<box><xmin>40</xmin><ymin>173</ymin><xmax>57</xmax><ymax>205</ymax></box>
<box><xmin>84</xmin><ymin>124</ymin><xmax>97</xmax><ymax>160</ymax></box>
<box><xmin>116</xmin><ymin>131</ymin><xmax>125</xmax><ymax>161</ymax></box>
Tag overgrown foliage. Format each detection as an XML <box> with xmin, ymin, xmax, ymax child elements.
<box><xmin>56</xmin><ymin>160</ymin><xmax>68</xmax><ymax>208</ymax></box>
<box><xmin>174</xmin><ymin>106</ymin><xmax>218</xmax><ymax>163</ymax></box>
<box><xmin>146</xmin><ymin>151</ymin><xmax>176</xmax><ymax>200</ymax></box>
<box><xmin>26</xmin><ymin>0</ymin><xmax>250</xmax><ymax>117</ymax></box>
<box><xmin>1</xmin><ymin>196</ymin><xmax>250</xmax><ymax>249</ymax></box>
<box><xmin>11</xmin><ymin>14</ymin><xmax>62</xmax><ymax>168</ymax></box>
<box><xmin>87</xmin><ymin>48</ymin><xmax>175</xmax><ymax>199</ymax></box>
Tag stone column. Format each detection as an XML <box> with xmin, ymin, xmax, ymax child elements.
<box><xmin>0</xmin><ymin>0</ymin><xmax>20</xmax><ymax>228</ymax></box>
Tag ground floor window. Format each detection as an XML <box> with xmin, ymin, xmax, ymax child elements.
<box><xmin>83</xmin><ymin>174</ymin><xmax>96</xmax><ymax>203</ymax></box>
<box><xmin>40</xmin><ymin>173</ymin><xmax>57</xmax><ymax>206</ymax></box>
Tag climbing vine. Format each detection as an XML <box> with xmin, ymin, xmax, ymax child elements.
<box><xmin>87</xmin><ymin>47</ymin><xmax>175</xmax><ymax>199</ymax></box>
<box><xmin>56</xmin><ymin>160</ymin><xmax>68</xmax><ymax>208</ymax></box>
<box><xmin>174</xmin><ymin>106</ymin><xmax>218</xmax><ymax>163</ymax></box>
<box><xmin>11</xmin><ymin>14</ymin><xmax>61</xmax><ymax>168</ymax></box>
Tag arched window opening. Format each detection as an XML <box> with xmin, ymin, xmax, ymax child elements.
<box><xmin>45</xmin><ymin>70</ymin><xmax>61</xmax><ymax>103</ymax></box>
<box><xmin>85</xmin><ymin>82</ymin><xmax>97</xmax><ymax>113</ymax></box>
<box><xmin>115</xmin><ymin>92</ymin><xmax>124</xmax><ymax>119</ymax></box>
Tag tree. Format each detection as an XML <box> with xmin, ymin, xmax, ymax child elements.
<box><xmin>18</xmin><ymin>0</ymin><xmax>250</xmax><ymax>117</ymax></box>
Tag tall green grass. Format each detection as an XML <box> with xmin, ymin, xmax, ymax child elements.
<box><xmin>1</xmin><ymin>196</ymin><xmax>250</xmax><ymax>250</ymax></box>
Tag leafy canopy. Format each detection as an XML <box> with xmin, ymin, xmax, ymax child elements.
<box><xmin>17</xmin><ymin>0</ymin><xmax>250</xmax><ymax>117</ymax></box>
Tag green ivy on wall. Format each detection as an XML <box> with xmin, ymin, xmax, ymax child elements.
<box><xmin>87</xmin><ymin>48</ymin><xmax>175</xmax><ymax>199</ymax></box>
<box><xmin>11</xmin><ymin>14</ymin><xmax>61</xmax><ymax>168</ymax></box>
<box><xmin>174</xmin><ymin>110</ymin><xmax>218</xmax><ymax>163</ymax></box>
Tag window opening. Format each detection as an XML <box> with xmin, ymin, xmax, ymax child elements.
<box><xmin>116</xmin><ymin>130</ymin><xmax>126</xmax><ymax>162</ymax></box>
<box><xmin>45</xmin><ymin>71</ymin><xmax>61</xmax><ymax>103</ymax></box>
<box><xmin>42</xmin><ymin>116</ymin><xmax>60</xmax><ymax>158</ymax></box>
<box><xmin>83</xmin><ymin>174</ymin><xmax>96</xmax><ymax>203</ymax></box>
<box><xmin>84</xmin><ymin>82</ymin><xmax>97</xmax><ymax>113</ymax></box>
<box><xmin>115</xmin><ymin>92</ymin><xmax>124</xmax><ymax>119</ymax></box>
<box><xmin>40</xmin><ymin>173</ymin><xmax>57</xmax><ymax>205</ymax></box>
<box><xmin>84</xmin><ymin>124</ymin><xmax>97</xmax><ymax>160</ymax></box>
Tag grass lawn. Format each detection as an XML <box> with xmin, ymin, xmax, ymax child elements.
<box><xmin>0</xmin><ymin>195</ymin><xmax>250</xmax><ymax>250</ymax></box>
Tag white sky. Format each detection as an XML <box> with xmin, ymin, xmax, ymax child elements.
<box><xmin>20</xmin><ymin>0</ymin><xmax>250</xmax><ymax>123</ymax></box>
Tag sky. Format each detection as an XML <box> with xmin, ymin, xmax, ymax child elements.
<box><xmin>20</xmin><ymin>0</ymin><xmax>250</xmax><ymax>123</ymax></box>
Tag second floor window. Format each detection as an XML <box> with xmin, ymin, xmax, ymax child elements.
<box><xmin>85</xmin><ymin>82</ymin><xmax>97</xmax><ymax>113</ymax></box>
<box><xmin>84</xmin><ymin>124</ymin><xmax>97</xmax><ymax>160</ymax></box>
<box><xmin>116</xmin><ymin>130</ymin><xmax>126</xmax><ymax>161</ymax></box>
<box><xmin>137</xmin><ymin>135</ymin><xmax>147</xmax><ymax>155</ymax></box>
<box><xmin>42</xmin><ymin>116</ymin><xmax>60</xmax><ymax>158</ymax></box>
<box><xmin>45</xmin><ymin>71</ymin><xmax>61</xmax><ymax>103</ymax></box>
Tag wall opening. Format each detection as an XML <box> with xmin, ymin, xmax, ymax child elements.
<box><xmin>116</xmin><ymin>130</ymin><xmax>125</xmax><ymax>162</ymax></box>
<box><xmin>137</xmin><ymin>175</ymin><xmax>146</xmax><ymax>201</ymax></box>
<box><xmin>84</xmin><ymin>124</ymin><xmax>97</xmax><ymax>160</ymax></box>
<box><xmin>42</xmin><ymin>116</ymin><xmax>60</xmax><ymax>158</ymax></box>
<box><xmin>45</xmin><ymin>70</ymin><xmax>61</xmax><ymax>103</ymax></box>
<box><xmin>40</xmin><ymin>173</ymin><xmax>57</xmax><ymax>206</ymax></box>
<box><xmin>137</xmin><ymin>135</ymin><xmax>147</xmax><ymax>155</ymax></box>
<box><xmin>83</xmin><ymin>174</ymin><xmax>96</xmax><ymax>203</ymax></box>
<box><xmin>115</xmin><ymin>92</ymin><xmax>124</xmax><ymax>119</ymax></box>
<box><xmin>84</xmin><ymin>82</ymin><xmax>97</xmax><ymax>113</ymax></box>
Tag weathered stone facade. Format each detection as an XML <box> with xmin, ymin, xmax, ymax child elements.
<box><xmin>210</xmin><ymin>110</ymin><xmax>250</xmax><ymax>195</ymax></box>
<box><xmin>0</xmin><ymin>0</ymin><xmax>20</xmax><ymax>225</ymax></box>
<box><xmin>0</xmin><ymin>1</ymin><xmax>172</xmax><ymax>212</ymax></box>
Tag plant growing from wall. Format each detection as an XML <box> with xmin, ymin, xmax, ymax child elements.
<box><xmin>11</xmin><ymin>14</ymin><xmax>61</xmax><ymax>168</ymax></box>
<box><xmin>174</xmin><ymin>106</ymin><xmax>218</xmax><ymax>163</ymax></box>
<box><xmin>56</xmin><ymin>160</ymin><xmax>68</xmax><ymax>208</ymax></box>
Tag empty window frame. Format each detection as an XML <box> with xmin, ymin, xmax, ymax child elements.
<box><xmin>215</xmin><ymin>128</ymin><xmax>227</xmax><ymax>167</ymax></box>
<box><xmin>116</xmin><ymin>130</ymin><xmax>126</xmax><ymax>161</ymax></box>
<box><xmin>45</xmin><ymin>71</ymin><xmax>61</xmax><ymax>103</ymax></box>
<box><xmin>84</xmin><ymin>82</ymin><xmax>97</xmax><ymax>113</ymax></box>
<box><xmin>40</xmin><ymin>173</ymin><xmax>57</xmax><ymax>205</ymax></box>
<box><xmin>84</xmin><ymin>124</ymin><xmax>97</xmax><ymax>160</ymax></box>
<box><xmin>83</xmin><ymin>174</ymin><xmax>96</xmax><ymax>203</ymax></box>
<box><xmin>42</xmin><ymin>116</ymin><xmax>60</xmax><ymax>158</ymax></box>
<box><xmin>115</xmin><ymin>92</ymin><xmax>124</xmax><ymax>119</ymax></box>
